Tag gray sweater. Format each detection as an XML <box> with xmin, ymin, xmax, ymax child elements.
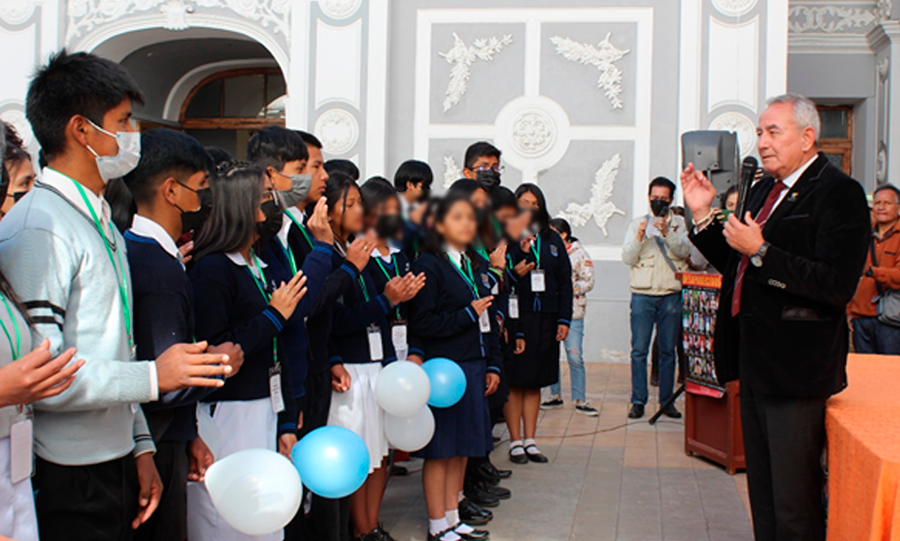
<box><xmin>0</xmin><ymin>171</ymin><xmax>156</xmax><ymax>465</ymax></box>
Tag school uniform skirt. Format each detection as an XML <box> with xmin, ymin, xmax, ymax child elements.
<box><xmin>0</xmin><ymin>437</ymin><xmax>38</xmax><ymax>541</ymax></box>
<box><xmin>418</xmin><ymin>359</ymin><xmax>492</xmax><ymax>460</ymax></box>
<box><xmin>327</xmin><ymin>363</ymin><xmax>389</xmax><ymax>474</ymax></box>
<box><xmin>187</xmin><ymin>398</ymin><xmax>280</xmax><ymax>541</ymax></box>
<box><xmin>508</xmin><ymin>311</ymin><xmax>560</xmax><ymax>389</ymax></box>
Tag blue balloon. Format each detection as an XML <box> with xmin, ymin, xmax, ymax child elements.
<box><xmin>422</xmin><ymin>358</ymin><xmax>467</xmax><ymax>408</ymax></box>
<box><xmin>292</xmin><ymin>426</ymin><xmax>370</xmax><ymax>499</ymax></box>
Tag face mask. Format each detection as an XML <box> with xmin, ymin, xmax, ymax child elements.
<box><xmin>417</xmin><ymin>187</ymin><xmax>431</xmax><ymax>203</ymax></box>
<box><xmin>375</xmin><ymin>214</ymin><xmax>403</xmax><ymax>239</ymax></box>
<box><xmin>177</xmin><ymin>185</ymin><xmax>212</xmax><ymax>235</ymax></box>
<box><xmin>650</xmin><ymin>199</ymin><xmax>670</xmax><ymax>217</ymax></box>
<box><xmin>277</xmin><ymin>173</ymin><xmax>312</xmax><ymax>209</ymax></box>
<box><xmin>85</xmin><ymin>120</ymin><xmax>141</xmax><ymax>183</ymax></box>
<box><xmin>476</xmin><ymin>169</ymin><xmax>501</xmax><ymax>192</ymax></box>
<box><xmin>7</xmin><ymin>191</ymin><xmax>26</xmax><ymax>203</ymax></box>
<box><xmin>257</xmin><ymin>199</ymin><xmax>283</xmax><ymax>244</ymax></box>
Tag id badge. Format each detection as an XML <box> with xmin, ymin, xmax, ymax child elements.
<box><xmin>531</xmin><ymin>269</ymin><xmax>546</xmax><ymax>292</ymax></box>
<box><xmin>479</xmin><ymin>309</ymin><xmax>491</xmax><ymax>333</ymax></box>
<box><xmin>491</xmin><ymin>282</ymin><xmax>499</xmax><ymax>295</ymax></box>
<box><xmin>508</xmin><ymin>295</ymin><xmax>520</xmax><ymax>319</ymax></box>
<box><xmin>391</xmin><ymin>322</ymin><xmax>408</xmax><ymax>359</ymax></box>
<box><xmin>268</xmin><ymin>366</ymin><xmax>285</xmax><ymax>414</ymax></box>
<box><xmin>10</xmin><ymin>412</ymin><xmax>33</xmax><ymax>484</ymax></box>
<box><xmin>368</xmin><ymin>325</ymin><xmax>384</xmax><ymax>361</ymax></box>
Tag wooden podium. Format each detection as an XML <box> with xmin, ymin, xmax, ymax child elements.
<box><xmin>679</xmin><ymin>272</ymin><xmax>746</xmax><ymax>474</ymax></box>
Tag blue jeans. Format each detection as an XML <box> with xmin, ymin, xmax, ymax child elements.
<box><xmin>630</xmin><ymin>293</ymin><xmax>680</xmax><ymax>405</ymax></box>
<box><xmin>852</xmin><ymin>316</ymin><xmax>900</xmax><ymax>355</ymax></box>
<box><xmin>550</xmin><ymin>318</ymin><xmax>586</xmax><ymax>402</ymax></box>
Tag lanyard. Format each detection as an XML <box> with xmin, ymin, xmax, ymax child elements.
<box><xmin>374</xmin><ymin>255</ymin><xmax>402</xmax><ymax>319</ymax></box>
<box><xmin>0</xmin><ymin>294</ymin><xmax>21</xmax><ymax>360</ymax></box>
<box><xmin>73</xmin><ymin>180</ymin><xmax>133</xmax><ymax>348</ymax></box>
<box><xmin>357</xmin><ymin>275</ymin><xmax>371</xmax><ymax>303</ymax></box>
<box><xmin>285</xmin><ymin>210</ymin><xmax>314</xmax><ymax>249</ymax></box>
<box><xmin>448</xmin><ymin>254</ymin><xmax>480</xmax><ymax>299</ymax></box>
<box><xmin>278</xmin><ymin>238</ymin><xmax>298</xmax><ymax>275</ymax></box>
<box><xmin>475</xmin><ymin>243</ymin><xmax>489</xmax><ymax>262</ymax></box>
<box><xmin>531</xmin><ymin>236</ymin><xmax>542</xmax><ymax>269</ymax></box>
<box><xmin>245</xmin><ymin>251</ymin><xmax>279</xmax><ymax>369</ymax></box>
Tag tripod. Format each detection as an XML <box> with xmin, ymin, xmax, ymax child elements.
<box><xmin>648</xmin><ymin>383</ymin><xmax>685</xmax><ymax>425</ymax></box>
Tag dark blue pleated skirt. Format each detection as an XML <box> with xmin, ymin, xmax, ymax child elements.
<box><xmin>417</xmin><ymin>359</ymin><xmax>492</xmax><ymax>460</ymax></box>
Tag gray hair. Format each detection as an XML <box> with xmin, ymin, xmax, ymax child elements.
<box><xmin>766</xmin><ymin>93</ymin><xmax>821</xmax><ymax>144</ymax></box>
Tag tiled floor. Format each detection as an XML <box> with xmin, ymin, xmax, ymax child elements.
<box><xmin>379</xmin><ymin>362</ymin><xmax>754</xmax><ymax>541</ymax></box>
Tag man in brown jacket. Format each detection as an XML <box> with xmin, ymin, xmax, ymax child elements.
<box><xmin>849</xmin><ymin>184</ymin><xmax>900</xmax><ymax>354</ymax></box>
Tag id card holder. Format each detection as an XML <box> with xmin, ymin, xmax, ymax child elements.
<box><xmin>479</xmin><ymin>309</ymin><xmax>491</xmax><ymax>333</ymax></box>
<box><xmin>10</xmin><ymin>408</ymin><xmax>33</xmax><ymax>484</ymax></box>
<box><xmin>368</xmin><ymin>325</ymin><xmax>384</xmax><ymax>361</ymax></box>
<box><xmin>268</xmin><ymin>366</ymin><xmax>285</xmax><ymax>414</ymax></box>
<box><xmin>508</xmin><ymin>295</ymin><xmax>520</xmax><ymax>319</ymax></box>
<box><xmin>531</xmin><ymin>269</ymin><xmax>546</xmax><ymax>292</ymax></box>
<box><xmin>391</xmin><ymin>321</ymin><xmax>408</xmax><ymax>359</ymax></box>
<box><xmin>491</xmin><ymin>282</ymin><xmax>499</xmax><ymax>296</ymax></box>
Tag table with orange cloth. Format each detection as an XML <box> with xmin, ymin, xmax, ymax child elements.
<box><xmin>827</xmin><ymin>354</ymin><xmax>900</xmax><ymax>541</ymax></box>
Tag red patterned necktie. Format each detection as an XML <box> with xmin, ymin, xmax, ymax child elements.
<box><xmin>731</xmin><ymin>180</ymin><xmax>787</xmax><ymax>316</ymax></box>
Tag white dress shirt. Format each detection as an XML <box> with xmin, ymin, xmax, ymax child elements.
<box><xmin>129</xmin><ymin>214</ymin><xmax>183</xmax><ymax>267</ymax></box>
<box><xmin>772</xmin><ymin>154</ymin><xmax>818</xmax><ymax>211</ymax></box>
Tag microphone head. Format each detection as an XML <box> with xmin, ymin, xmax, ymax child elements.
<box><xmin>742</xmin><ymin>156</ymin><xmax>758</xmax><ymax>169</ymax></box>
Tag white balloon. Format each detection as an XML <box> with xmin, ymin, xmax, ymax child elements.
<box><xmin>204</xmin><ymin>449</ymin><xmax>301</xmax><ymax>536</ymax></box>
<box><xmin>384</xmin><ymin>406</ymin><xmax>435</xmax><ymax>452</ymax></box>
<box><xmin>375</xmin><ymin>360</ymin><xmax>431</xmax><ymax>418</ymax></box>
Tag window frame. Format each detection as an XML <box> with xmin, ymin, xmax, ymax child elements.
<box><xmin>179</xmin><ymin>67</ymin><xmax>286</xmax><ymax>130</ymax></box>
<box><xmin>816</xmin><ymin>105</ymin><xmax>853</xmax><ymax>176</ymax></box>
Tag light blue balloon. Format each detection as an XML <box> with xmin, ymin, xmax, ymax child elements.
<box><xmin>292</xmin><ymin>426</ymin><xmax>370</xmax><ymax>499</ymax></box>
<box><xmin>422</xmin><ymin>358</ymin><xmax>467</xmax><ymax>408</ymax></box>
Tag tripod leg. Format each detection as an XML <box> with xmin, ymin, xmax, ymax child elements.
<box><xmin>649</xmin><ymin>384</ymin><xmax>685</xmax><ymax>425</ymax></box>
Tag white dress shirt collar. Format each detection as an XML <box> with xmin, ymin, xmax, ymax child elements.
<box><xmin>129</xmin><ymin>215</ymin><xmax>182</xmax><ymax>264</ymax></box>
<box><xmin>372</xmin><ymin>244</ymin><xmax>401</xmax><ymax>263</ymax></box>
<box><xmin>226</xmin><ymin>251</ymin><xmax>268</xmax><ymax>282</ymax></box>
<box><xmin>447</xmin><ymin>247</ymin><xmax>465</xmax><ymax>267</ymax></box>
<box><xmin>277</xmin><ymin>212</ymin><xmax>292</xmax><ymax>247</ymax></box>
<box><xmin>40</xmin><ymin>167</ymin><xmax>111</xmax><ymax>226</ymax></box>
<box><xmin>774</xmin><ymin>154</ymin><xmax>818</xmax><ymax>209</ymax></box>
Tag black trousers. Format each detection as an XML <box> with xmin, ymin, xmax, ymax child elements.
<box><xmin>740</xmin><ymin>381</ymin><xmax>828</xmax><ymax>541</ymax></box>
<box><xmin>33</xmin><ymin>454</ymin><xmax>139</xmax><ymax>541</ymax></box>
<box><xmin>134</xmin><ymin>441</ymin><xmax>189</xmax><ymax>541</ymax></box>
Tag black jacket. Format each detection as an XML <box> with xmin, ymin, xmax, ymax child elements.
<box><xmin>691</xmin><ymin>154</ymin><xmax>870</xmax><ymax>397</ymax></box>
<box><xmin>509</xmin><ymin>230</ymin><xmax>574</xmax><ymax>325</ymax></box>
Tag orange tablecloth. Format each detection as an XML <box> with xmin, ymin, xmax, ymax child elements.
<box><xmin>827</xmin><ymin>354</ymin><xmax>900</xmax><ymax>541</ymax></box>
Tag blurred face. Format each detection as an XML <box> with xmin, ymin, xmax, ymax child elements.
<box><xmin>1</xmin><ymin>158</ymin><xmax>35</xmax><ymax>214</ymax></box>
<box><xmin>302</xmin><ymin>144</ymin><xmax>328</xmax><ymax>204</ymax></box>
<box><xmin>365</xmin><ymin>196</ymin><xmax>401</xmax><ymax>230</ymax></box>
<box><xmin>471</xmin><ymin>187</ymin><xmax>489</xmax><ymax>209</ymax></box>
<box><xmin>725</xmin><ymin>191</ymin><xmax>739</xmax><ymax>211</ymax></box>
<box><xmin>494</xmin><ymin>205</ymin><xmax>517</xmax><ymax>224</ymax></box>
<box><xmin>329</xmin><ymin>185</ymin><xmax>364</xmax><ymax>235</ymax></box>
<box><xmin>756</xmin><ymin>102</ymin><xmax>817</xmax><ymax>181</ymax></box>
<box><xmin>437</xmin><ymin>200</ymin><xmax>477</xmax><ymax>248</ymax></box>
<box><xmin>405</xmin><ymin>180</ymin><xmax>429</xmax><ymax>202</ymax></box>
<box><xmin>518</xmin><ymin>191</ymin><xmax>540</xmax><ymax>211</ymax></box>
<box><xmin>873</xmin><ymin>189</ymin><xmax>900</xmax><ymax>226</ymax></box>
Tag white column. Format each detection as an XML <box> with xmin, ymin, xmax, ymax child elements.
<box><xmin>286</xmin><ymin>0</ymin><xmax>312</xmax><ymax>130</ymax></box>
<box><xmin>868</xmin><ymin>21</ymin><xmax>900</xmax><ymax>185</ymax></box>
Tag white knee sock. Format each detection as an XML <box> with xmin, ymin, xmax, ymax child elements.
<box><xmin>509</xmin><ymin>439</ymin><xmax>525</xmax><ymax>456</ymax></box>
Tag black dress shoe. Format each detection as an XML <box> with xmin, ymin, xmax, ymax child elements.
<box><xmin>473</xmin><ymin>462</ymin><xmax>500</xmax><ymax>485</ymax></box>
<box><xmin>428</xmin><ymin>529</ymin><xmax>456</xmax><ymax>541</ymax></box>
<box><xmin>453</xmin><ymin>526</ymin><xmax>490</xmax><ymax>540</ymax></box>
<box><xmin>478</xmin><ymin>481</ymin><xmax>511</xmax><ymax>500</ymax></box>
<box><xmin>485</xmin><ymin>458</ymin><xmax>512</xmax><ymax>479</ymax></box>
<box><xmin>508</xmin><ymin>445</ymin><xmax>528</xmax><ymax>464</ymax></box>
<box><xmin>628</xmin><ymin>404</ymin><xmax>645</xmax><ymax>419</ymax></box>
<box><xmin>464</xmin><ymin>482</ymin><xmax>500</xmax><ymax>507</ymax></box>
<box><xmin>524</xmin><ymin>444</ymin><xmax>548</xmax><ymax>463</ymax></box>
<box><xmin>372</xmin><ymin>526</ymin><xmax>396</xmax><ymax>541</ymax></box>
<box><xmin>664</xmin><ymin>405</ymin><xmax>682</xmax><ymax>419</ymax></box>
<box><xmin>459</xmin><ymin>498</ymin><xmax>493</xmax><ymax>525</ymax></box>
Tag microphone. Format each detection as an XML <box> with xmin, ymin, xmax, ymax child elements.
<box><xmin>736</xmin><ymin>156</ymin><xmax>757</xmax><ymax>222</ymax></box>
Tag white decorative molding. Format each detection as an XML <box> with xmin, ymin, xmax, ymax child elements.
<box><xmin>314</xmin><ymin>108</ymin><xmax>358</xmax><ymax>156</ymax></box>
<box><xmin>511</xmin><ymin>110</ymin><xmax>556</xmax><ymax>158</ymax></box>
<box><xmin>0</xmin><ymin>0</ymin><xmax>36</xmax><ymax>25</ymax></box>
<box><xmin>709</xmin><ymin>112</ymin><xmax>758</xmax><ymax>158</ymax></box>
<box><xmin>558</xmin><ymin>153</ymin><xmax>625</xmax><ymax>237</ymax></box>
<box><xmin>318</xmin><ymin>0</ymin><xmax>361</xmax><ymax>20</ymax></box>
<box><xmin>66</xmin><ymin>0</ymin><xmax>291</xmax><ymax>44</ymax></box>
<box><xmin>0</xmin><ymin>108</ymin><xmax>32</xmax><ymax>148</ymax></box>
<box><xmin>879</xmin><ymin>55</ymin><xmax>891</xmax><ymax>81</ymax></box>
<box><xmin>789</xmin><ymin>2</ymin><xmax>890</xmax><ymax>34</ymax></box>
<box><xmin>789</xmin><ymin>33</ymin><xmax>873</xmax><ymax>54</ymax></box>
<box><xmin>711</xmin><ymin>0</ymin><xmax>758</xmax><ymax>17</ymax></box>
<box><xmin>877</xmin><ymin>142</ymin><xmax>888</xmax><ymax>183</ymax></box>
<box><xmin>708</xmin><ymin>17</ymin><xmax>759</xmax><ymax>113</ymax></box>
<box><xmin>314</xmin><ymin>19</ymin><xmax>362</xmax><ymax>110</ymax></box>
<box><xmin>493</xmin><ymin>95</ymin><xmax>571</xmax><ymax>175</ymax></box>
<box><xmin>442</xmin><ymin>156</ymin><xmax>462</xmax><ymax>189</ymax></box>
<box><xmin>438</xmin><ymin>32</ymin><xmax>513</xmax><ymax>112</ymax></box>
<box><xmin>549</xmin><ymin>33</ymin><xmax>630</xmax><ymax>110</ymax></box>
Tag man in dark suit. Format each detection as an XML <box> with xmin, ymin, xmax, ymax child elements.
<box><xmin>681</xmin><ymin>94</ymin><xmax>870</xmax><ymax>541</ymax></box>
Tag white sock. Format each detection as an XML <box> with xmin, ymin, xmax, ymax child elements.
<box><xmin>430</xmin><ymin>517</ymin><xmax>450</xmax><ymax>535</ymax></box>
<box><xmin>458</xmin><ymin>490</ymin><xmax>465</xmax><ymax>503</ymax></box>
<box><xmin>509</xmin><ymin>439</ymin><xmax>525</xmax><ymax>456</ymax></box>
<box><xmin>524</xmin><ymin>438</ymin><xmax>540</xmax><ymax>454</ymax></box>
<box><xmin>446</xmin><ymin>509</ymin><xmax>474</xmax><ymax>534</ymax></box>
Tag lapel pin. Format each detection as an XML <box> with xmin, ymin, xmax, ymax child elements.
<box><xmin>788</xmin><ymin>192</ymin><xmax>799</xmax><ymax>202</ymax></box>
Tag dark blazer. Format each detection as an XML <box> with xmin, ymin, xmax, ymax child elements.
<box><xmin>691</xmin><ymin>153</ymin><xmax>870</xmax><ymax>397</ymax></box>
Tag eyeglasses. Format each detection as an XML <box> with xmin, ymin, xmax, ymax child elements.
<box><xmin>474</xmin><ymin>165</ymin><xmax>505</xmax><ymax>174</ymax></box>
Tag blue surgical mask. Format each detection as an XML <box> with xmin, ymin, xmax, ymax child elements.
<box><xmin>86</xmin><ymin>120</ymin><xmax>141</xmax><ymax>183</ymax></box>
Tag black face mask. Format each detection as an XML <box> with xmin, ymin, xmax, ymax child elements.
<box><xmin>476</xmin><ymin>169</ymin><xmax>501</xmax><ymax>192</ymax></box>
<box><xmin>375</xmin><ymin>214</ymin><xmax>403</xmax><ymax>239</ymax></box>
<box><xmin>257</xmin><ymin>199</ymin><xmax>283</xmax><ymax>244</ymax></box>
<box><xmin>650</xmin><ymin>199</ymin><xmax>670</xmax><ymax>217</ymax></box>
<box><xmin>417</xmin><ymin>188</ymin><xmax>431</xmax><ymax>203</ymax></box>
<box><xmin>7</xmin><ymin>191</ymin><xmax>26</xmax><ymax>203</ymax></box>
<box><xmin>179</xmin><ymin>187</ymin><xmax>213</xmax><ymax>235</ymax></box>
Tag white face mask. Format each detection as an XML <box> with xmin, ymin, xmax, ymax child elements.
<box><xmin>85</xmin><ymin>120</ymin><xmax>141</xmax><ymax>183</ymax></box>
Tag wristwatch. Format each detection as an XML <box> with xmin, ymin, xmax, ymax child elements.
<box><xmin>750</xmin><ymin>242</ymin><xmax>770</xmax><ymax>268</ymax></box>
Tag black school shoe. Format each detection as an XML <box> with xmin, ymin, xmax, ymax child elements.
<box><xmin>485</xmin><ymin>458</ymin><xmax>512</xmax><ymax>479</ymax></box>
<box><xmin>475</xmin><ymin>480</ymin><xmax>511</xmax><ymax>500</ymax></box>
<box><xmin>628</xmin><ymin>404</ymin><xmax>645</xmax><ymax>419</ymax></box>
<box><xmin>459</xmin><ymin>498</ymin><xmax>493</xmax><ymax>525</ymax></box>
<box><xmin>508</xmin><ymin>444</ymin><xmax>528</xmax><ymax>464</ymax></box>
<box><xmin>371</xmin><ymin>525</ymin><xmax>396</xmax><ymax>541</ymax></box>
<box><xmin>471</xmin><ymin>461</ymin><xmax>500</xmax><ymax>485</ymax></box>
<box><xmin>453</xmin><ymin>525</ymin><xmax>491</xmax><ymax>540</ymax></box>
<box><xmin>524</xmin><ymin>444</ymin><xmax>548</xmax><ymax>463</ymax></box>
<box><xmin>464</xmin><ymin>481</ymin><xmax>500</xmax><ymax>507</ymax></box>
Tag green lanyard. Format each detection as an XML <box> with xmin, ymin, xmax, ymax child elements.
<box><xmin>357</xmin><ymin>275</ymin><xmax>371</xmax><ymax>303</ymax></box>
<box><xmin>0</xmin><ymin>294</ymin><xmax>21</xmax><ymax>360</ymax></box>
<box><xmin>532</xmin><ymin>236</ymin><xmax>542</xmax><ymax>269</ymax></box>
<box><xmin>374</xmin><ymin>255</ymin><xmax>401</xmax><ymax>318</ymax></box>
<box><xmin>475</xmin><ymin>243</ymin><xmax>490</xmax><ymax>262</ymax></box>
<box><xmin>448</xmin><ymin>254</ymin><xmax>480</xmax><ymax>299</ymax></box>
<box><xmin>279</xmin><ymin>237</ymin><xmax>298</xmax><ymax>275</ymax></box>
<box><xmin>73</xmin><ymin>180</ymin><xmax>133</xmax><ymax>349</ymax></box>
<box><xmin>285</xmin><ymin>210</ymin><xmax>314</xmax><ymax>249</ymax></box>
<box><xmin>245</xmin><ymin>251</ymin><xmax>279</xmax><ymax>368</ymax></box>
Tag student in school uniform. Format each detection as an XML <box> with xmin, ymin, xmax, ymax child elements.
<box><xmin>408</xmin><ymin>194</ymin><xmax>502</xmax><ymax>541</ymax></box>
<box><xmin>505</xmin><ymin>183</ymin><xmax>573</xmax><ymax>465</ymax></box>
<box><xmin>325</xmin><ymin>173</ymin><xmax>424</xmax><ymax>541</ymax></box>
<box><xmin>123</xmin><ymin>129</ymin><xmax>246</xmax><ymax>541</ymax></box>
<box><xmin>187</xmin><ymin>163</ymin><xmax>308</xmax><ymax>541</ymax></box>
